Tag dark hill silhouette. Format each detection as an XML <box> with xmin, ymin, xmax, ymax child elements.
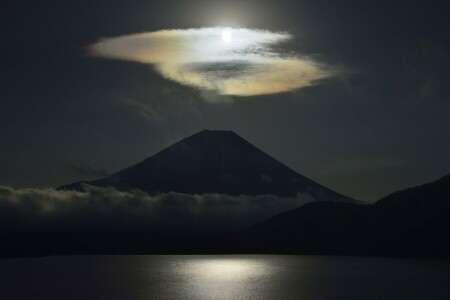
<box><xmin>60</xmin><ymin>130</ymin><xmax>356</xmax><ymax>202</ymax></box>
<box><xmin>1</xmin><ymin>174</ymin><xmax>449</xmax><ymax>258</ymax></box>
<box><xmin>241</xmin><ymin>174</ymin><xmax>450</xmax><ymax>258</ymax></box>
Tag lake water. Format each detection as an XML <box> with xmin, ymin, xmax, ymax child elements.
<box><xmin>0</xmin><ymin>255</ymin><xmax>449</xmax><ymax>299</ymax></box>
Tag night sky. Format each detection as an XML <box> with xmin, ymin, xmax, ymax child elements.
<box><xmin>1</xmin><ymin>0</ymin><xmax>450</xmax><ymax>202</ymax></box>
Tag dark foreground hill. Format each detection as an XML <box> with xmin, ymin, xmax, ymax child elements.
<box><xmin>1</xmin><ymin>174</ymin><xmax>449</xmax><ymax>259</ymax></box>
<box><xmin>239</xmin><ymin>174</ymin><xmax>450</xmax><ymax>258</ymax></box>
<box><xmin>59</xmin><ymin>130</ymin><xmax>355</xmax><ymax>202</ymax></box>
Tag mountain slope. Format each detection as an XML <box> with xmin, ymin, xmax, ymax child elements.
<box><xmin>60</xmin><ymin>130</ymin><xmax>356</xmax><ymax>202</ymax></box>
<box><xmin>2</xmin><ymin>174</ymin><xmax>448</xmax><ymax>258</ymax></box>
<box><xmin>241</xmin><ymin>174</ymin><xmax>450</xmax><ymax>257</ymax></box>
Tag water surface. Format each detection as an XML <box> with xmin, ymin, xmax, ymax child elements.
<box><xmin>1</xmin><ymin>255</ymin><xmax>449</xmax><ymax>299</ymax></box>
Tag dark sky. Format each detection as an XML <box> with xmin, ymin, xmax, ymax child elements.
<box><xmin>1</xmin><ymin>0</ymin><xmax>449</xmax><ymax>202</ymax></box>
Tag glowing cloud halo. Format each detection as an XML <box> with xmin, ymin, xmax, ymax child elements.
<box><xmin>89</xmin><ymin>27</ymin><xmax>334</xmax><ymax>97</ymax></box>
<box><xmin>222</xmin><ymin>28</ymin><xmax>232</xmax><ymax>43</ymax></box>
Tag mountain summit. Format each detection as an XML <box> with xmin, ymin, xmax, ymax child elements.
<box><xmin>60</xmin><ymin>130</ymin><xmax>356</xmax><ymax>202</ymax></box>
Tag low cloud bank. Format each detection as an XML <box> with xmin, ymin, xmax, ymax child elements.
<box><xmin>0</xmin><ymin>185</ymin><xmax>313</xmax><ymax>233</ymax></box>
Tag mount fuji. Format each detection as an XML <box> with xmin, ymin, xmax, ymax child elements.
<box><xmin>60</xmin><ymin>130</ymin><xmax>357</xmax><ymax>203</ymax></box>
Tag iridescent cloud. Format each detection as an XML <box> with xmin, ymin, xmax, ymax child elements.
<box><xmin>89</xmin><ymin>27</ymin><xmax>334</xmax><ymax>97</ymax></box>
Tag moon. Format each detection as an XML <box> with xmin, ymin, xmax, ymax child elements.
<box><xmin>222</xmin><ymin>29</ymin><xmax>232</xmax><ymax>43</ymax></box>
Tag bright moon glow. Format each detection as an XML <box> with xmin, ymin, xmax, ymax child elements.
<box><xmin>89</xmin><ymin>27</ymin><xmax>335</xmax><ymax>98</ymax></box>
<box><xmin>222</xmin><ymin>29</ymin><xmax>232</xmax><ymax>43</ymax></box>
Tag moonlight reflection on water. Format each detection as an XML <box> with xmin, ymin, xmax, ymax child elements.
<box><xmin>173</xmin><ymin>257</ymin><xmax>275</xmax><ymax>299</ymax></box>
<box><xmin>1</xmin><ymin>255</ymin><xmax>449</xmax><ymax>300</ymax></box>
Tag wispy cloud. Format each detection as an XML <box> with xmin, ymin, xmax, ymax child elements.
<box><xmin>89</xmin><ymin>27</ymin><xmax>335</xmax><ymax>98</ymax></box>
<box><xmin>0</xmin><ymin>185</ymin><xmax>313</xmax><ymax>233</ymax></box>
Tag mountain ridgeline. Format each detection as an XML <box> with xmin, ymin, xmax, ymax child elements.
<box><xmin>2</xmin><ymin>174</ymin><xmax>448</xmax><ymax>258</ymax></box>
<box><xmin>60</xmin><ymin>130</ymin><xmax>355</xmax><ymax>203</ymax></box>
<box><xmin>2</xmin><ymin>130</ymin><xmax>448</xmax><ymax>258</ymax></box>
<box><xmin>240</xmin><ymin>174</ymin><xmax>450</xmax><ymax>258</ymax></box>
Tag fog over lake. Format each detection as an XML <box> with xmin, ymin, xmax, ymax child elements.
<box><xmin>1</xmin><ymin>255</ymin><xmax>449</xmax><ymax>300</ymax></box>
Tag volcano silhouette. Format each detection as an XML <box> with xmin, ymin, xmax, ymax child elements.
<box><xmin>60</xmin><ymin>130</ymin><xmax>356</xmax><ymax>202</ymax></box>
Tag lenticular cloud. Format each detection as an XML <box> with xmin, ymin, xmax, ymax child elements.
<box><xmin>88</xmin><ymin>27</ymin><xmax>334</xmax><ymax>97</ymax></box>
